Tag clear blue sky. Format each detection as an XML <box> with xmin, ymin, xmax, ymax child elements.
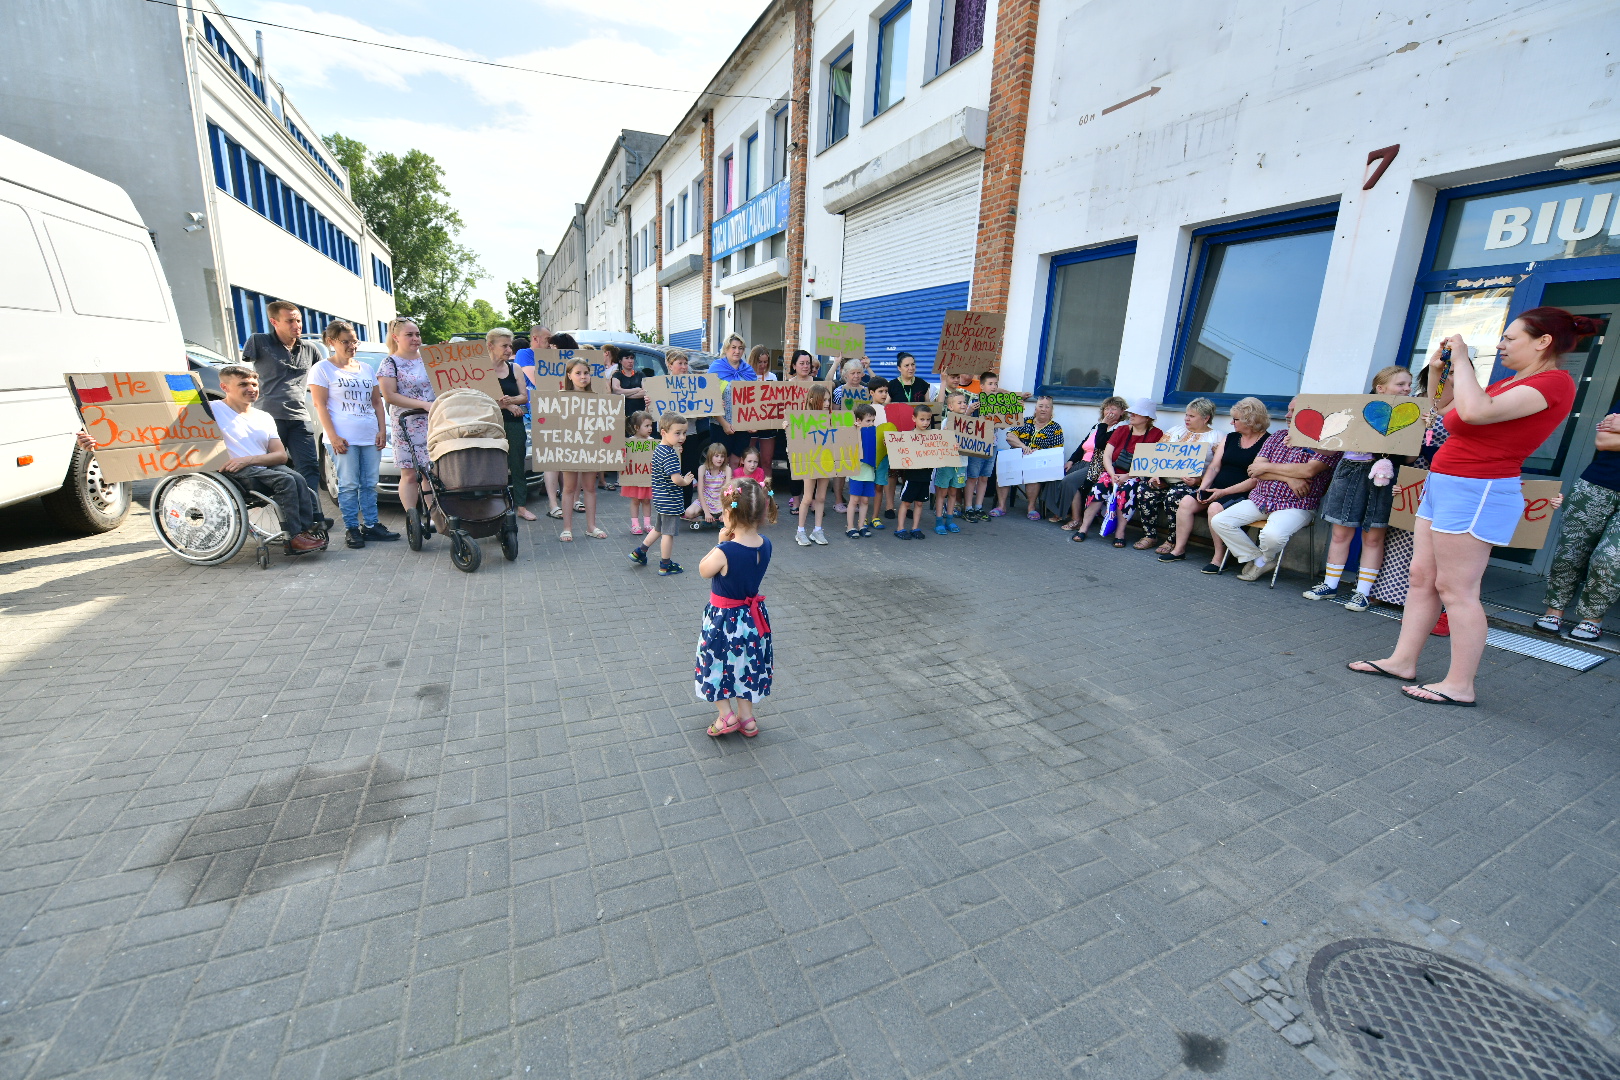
<box><xmin>238</xmin><ymin>0</ymin><xmax>760</xmax><ymax>309</ymax></box>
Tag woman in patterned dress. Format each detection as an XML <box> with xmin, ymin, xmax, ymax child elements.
<box><xmin>697</xmin><ymin>478</ymin><xmax>777</xmax><ymax>738</ymax></box>
<box><xmin>376</xmin><ymin>318</ymin><xmax>435</xmax><ymax>513</ymax></box>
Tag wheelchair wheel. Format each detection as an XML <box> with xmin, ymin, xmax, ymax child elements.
<box><xmin>406</xmin><ymin>506</ymin><xmax>424</xmax><ymax>551</ymax></box>
<box><xmin>151</xmin><ymin>473</ymin><xmax>251</xmax><ymax>565</ymax></box>
<box><xmin>500</xmin><ymin>524</ymin><xmax>518</xmax><ymax>562</ymax></box>
<box><xmin>450</xmin><ymin>530</ymin><xmax>481</xmax><ymax>573</ymax></box>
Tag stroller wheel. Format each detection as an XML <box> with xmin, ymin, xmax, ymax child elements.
<box><xmin>406</xmin><ymin>507</ymin><xmax>424</xmax><ymax>551</ymax></box>
<box><xmin>450</xmin><ymin>530</ymin><xmax>481</xmax><ymax>573</ymax></box>
<box><xmin>500</xmin><ymin>525</ymin><xmax>519</xmax><ymax>562</ymax></box>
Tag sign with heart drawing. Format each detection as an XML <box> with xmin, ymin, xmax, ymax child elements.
<box><xmin>1287</xmin><ymin>394</ymin><xmax>1431</xmax><ymax>455</ymax></box>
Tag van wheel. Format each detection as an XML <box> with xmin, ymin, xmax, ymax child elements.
<box><xmin>41</xmin><ymin>447</ymin><xmax>131</xmax><ymax>534</ymax></box>
<box><xmin>319</xmin><ymin>444</ymin><xmax>341</xmax><ymax>502</ymax></box>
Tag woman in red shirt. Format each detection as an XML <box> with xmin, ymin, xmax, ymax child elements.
<box><xmin>1351</xmin><ymin>306</ymin><xmax>1588</xmax><ymax>706</ymax></box>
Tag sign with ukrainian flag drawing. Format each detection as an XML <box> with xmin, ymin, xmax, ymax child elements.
<box><xmin>66</xmin><ymin>372</ymin><xmax>228</xmax><ymax>483</ymax></box>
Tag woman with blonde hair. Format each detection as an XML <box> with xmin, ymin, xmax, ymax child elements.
<box><xmin>1158</xmin><ymin>396</ymin><xmax>1269</xmax><ymax>567</ymax></box>
<box><xmin>377</xmin><ymin>318</ymin><xmax>435</xmax><ymax>513</ymax></box>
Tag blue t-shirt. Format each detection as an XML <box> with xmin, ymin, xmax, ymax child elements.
<box><xmin>1580</xmin><ymin>403</ymin><xmax>1620</xmax><ymax>492</ymax></box>
<box><xmin>651</xmin><ymin>443</ymin><xmax>685</xmax><ymax>514</ymax></box>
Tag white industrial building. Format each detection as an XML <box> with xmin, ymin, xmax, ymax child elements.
<box><xmin>999</xmin><ymin>0</ymin><xmax>1620</xmax><ymax>578</ymax></box>
<box><xmin>0</xmin><ymin>0</ymin><xmax>395</xmax><ymax>356</ymax></box>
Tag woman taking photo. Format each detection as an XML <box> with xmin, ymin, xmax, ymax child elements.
<box><xmin>1350</xmin><ymin>307</ymin><xmax>1585</xmax><ymax>706</ymax></box>
<box><xmin>377</xmin><ymin>318</ymin><xmax>434</xmax><ymax>515</ymax></box>
<box><xmin>1159</xmin><ymin>397</ymin><xmax>1268</xmax><ymax>568</ymax></box>
<box><xmin>488</xmin><ymin>327</ymin><xmax>536</xmax><ymax>520</ymax></box>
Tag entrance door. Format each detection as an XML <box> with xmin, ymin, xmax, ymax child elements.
<box><xmin>1494</xmin><ymin>296</ymin><xmax>1619</xmax><ymax>575</ymax></box>
<box><xmin>734</xmin><ymin>289</ymin><xmax>786</xmax><ymax>373</ymax></box>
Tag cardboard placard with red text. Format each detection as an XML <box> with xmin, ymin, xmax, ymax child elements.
<box><xmin>884</xmin><ymin>430</ymin><xmax>965</xmax><ymax>470</ymax></box>
<box><xmin>1388</xmin><ymin>467</ymin><xmax>1562</xmax><ymax>549</ymax></box>
<box><xmin>530</xmin><ymin>383</ymin><xmax>625</xmax><ymax>471</ymax></box>
<box><xmin>944</xmin><ymin>414</ymin><xmax>994</xmax><ymax>458</ymax></box>
<box><xmin>66</xmin><ymin>372</ymin><xmax>229</xmax><ymax>483</ymax></box>
<box><xmin>729</xmin><ymin>381</ymin><xmax>833</xmax><ymax>430</ymax></box>
<box><xmin>420</xmin><ymin>341</ymin><xmax>505</xmax><ymax>401</ymax></box>
<box><xmin>935</xmin><ymin>310</ymin><xmax>1006</xmax><ymax>376</ymax></box>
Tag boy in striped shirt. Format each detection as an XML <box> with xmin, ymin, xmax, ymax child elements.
<box><xmin>629</xmin><ymin>415</ymin><xmax>695</xmax><ymax>575</ymax></box>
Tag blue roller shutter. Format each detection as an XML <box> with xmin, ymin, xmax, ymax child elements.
<box><xmin>837</xmin><ymin>281</ymin><xmax>970</xmax><ymax>382</ymax></box>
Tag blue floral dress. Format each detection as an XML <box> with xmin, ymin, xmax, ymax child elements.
<box><xmin>695</xmin><ymin>537</ymin><xmax>773</xmax><ymax>701</ymax></box>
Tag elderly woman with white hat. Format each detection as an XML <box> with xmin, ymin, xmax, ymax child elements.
<box><xmin>1072</xmin><ymin>397</ymin><xmax>1165</xmax><ymax>544</ymax></box>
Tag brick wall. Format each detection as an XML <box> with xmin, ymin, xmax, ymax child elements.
<box><xmin>654</xmin><ymin>169</ymin><xmax>664</xmax><ymax>340</ymax></box>
<box><xmin>701</xmin><ymin>111</ymin><xmax>715</xmax><ymax>353</ymax></box>
<box><xmin>784</xmin><ymin>0</ymin><xmax>812</xmax><ymax>353</ymax></box>
<box><xmin>969</xmin><ymin>0</ymin><xmax>1040</xmax><ymax>314</ymax></box>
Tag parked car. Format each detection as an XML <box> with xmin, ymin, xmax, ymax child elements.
<box><xmin>0</xmin><ymin>133</ymin><xmax>188</xmax><ymax>533</ymax></box>
<box><xmin>184</xmin><ymin>340</ymin><xmax>232</xmax><ymax>399</ymax></box>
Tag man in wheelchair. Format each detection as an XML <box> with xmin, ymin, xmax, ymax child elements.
<box><xmin>212</xmin><ymin>365</ymin><xmax>327</xmax><ymax>553</ymax></box>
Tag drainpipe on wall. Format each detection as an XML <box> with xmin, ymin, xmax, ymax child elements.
<box><xmin>701</xmin><ymin>110</ymin><xmax>715</xmax><ymax>353</ymax></box>
<box><xmin>654</xmin><ymin>170</ymin><xmax>664</xmax><ymax>341</ymax></box>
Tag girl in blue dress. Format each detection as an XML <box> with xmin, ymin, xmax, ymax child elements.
<box><xmin>696</xmin><ymin>478</ymin><xmax>777</xmax><ymax>737</ymax></box>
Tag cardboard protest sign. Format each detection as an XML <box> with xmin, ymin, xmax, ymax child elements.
<box><xmin>884</xmin><ymin>403</ymin><xmax>917</xmax><ymax>431</ymax></box>
<box><xmin>67</xmin><ymin>372</ymin><xmax>229</xmax><ymax>482</ymax></box>
<box><xmin>786</xmin><ymin>408</ymin><xmax>861</xmax><ymax>479</ymax></box>
<box><xmin>884</xmin><ymin>430</ymin><xmax>965</xmax><ymax>470</ymax></box>
<box><xmin>643</xmin><ymin>374</ymin><xmax>723</xmax><ymax>420</ymax></box>
<box><xmin>526</xmin><ymin>348</ymin><xmax>611</xmax><ymax>385</ymax></box>
<box><xmin>835</xmin><ymin>384</ymin><xmax>872</xmax><ymax>407</ymax></box>
<box><xmin>1287</xmin><ymin>394</ymin><xmax>1433</xmax><ymax>455</ymax></box>
<box><xmin>996</xmin><ymin>446</ymin><xmax>1065</xmax><ymax>487</ymax></box>
<box><xmin>936</xmin><ymin>310</ymin><xmax>1006</xmax><ymax>377</ymax></box>
<box><xmin>622</xmin><ymin>437</ymin><xmax>656</xmax><ymax>486</ymax></box>
<box><xmin>814</xmin><ymin>319</ymin><xmax>865</xmax><ymax>358</ymax></box>
<box><xmin>530</xmin><ymin>385</ymin><xmax>625</xmax><ymax>470</ymax></box>
<box><xmin>1130</xmin><ymin>440</ymin><xmax>1214</xmax><ymax>478</ymax></box>
<box><xmin>944</xmin><ymin>414</ymin><xmax>994</xmax><ymax>458</ymax></box>
<box><xmin>420</xmin><ymin>341</ymin><xmax>505</xmax><ymax>401</ymax></box>
<box><xmin>1387</xmin><ymin>467</ymin><xmax>1562</xmax><ymax>548</ymax></box>
<box><xmin>729</xmin><ymin>380</ymin><xmax>833</xmax><ymax>430</ymax></box>
<box><xmin>976</xmin><ymin>391</ymin><xmax>1026</xmax><ymax>426</ymax></box>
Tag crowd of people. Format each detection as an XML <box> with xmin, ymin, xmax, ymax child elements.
<box><xmin>150</xmin><ymin>303</ymin><xmax>1613</xmax><ymax>717</ymax></box>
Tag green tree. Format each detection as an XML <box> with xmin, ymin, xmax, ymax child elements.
<box><xmin>324</xmin><ymin>132</ymin><xmax>484</xmax><ymax>343</ymax></box>
<box><xmin>505</xmin><ymin>278</ymin><xmax>542</xmax><ymax>331</ymax></box>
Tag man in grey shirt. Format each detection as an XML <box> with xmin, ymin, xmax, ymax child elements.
<box><xmin>242</xmin><ymin>299</ymin><xmax>327</xmax><ymax>524</ymax></box>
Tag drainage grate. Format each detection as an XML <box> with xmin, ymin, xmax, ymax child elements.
<box><xmin>1307</xmin><ymin>939</ymin><xmax>1620</xmax><ymax>1079</ymax></box>
<box><xmin>1484</xmin><ymin>628</ymin><xmax>1608</xmax><ymax>671</ymax></box>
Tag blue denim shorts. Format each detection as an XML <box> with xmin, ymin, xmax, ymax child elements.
<box><xmin>1417</xmin><ymin>472</ymin><xmax>1523</xmax><ymax>546</ymax></box>
<box><xmin>933</xmin><ymin>466</ymin><xmax>965</xmax><ymax>489</ymax></box>
<box><xmin>965</xmin><ymin>454</ymin><xmax>994</xmax><ymax>478</ymax></box>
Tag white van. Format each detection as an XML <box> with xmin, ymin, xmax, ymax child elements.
<box><xmin>0</xmin><ymin>134</ymin><xmax>188</xmax><ymax>533</ymax></box>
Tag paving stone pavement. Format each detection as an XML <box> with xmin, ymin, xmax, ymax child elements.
<box><xmin>0</xmin><ymin>492</ymin><xmax>1616</xmax><ymax>1080</ymax></box>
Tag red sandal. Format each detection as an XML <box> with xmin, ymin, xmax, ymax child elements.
<box><xmin>739</xmin><ymin>717</ymin><xmax>759</xmax><ymax>738</ymax></box>
<box><xmin>707</xmin><ymin>712</ymin><xmax>740</xmax><ymax>737</ymax></box>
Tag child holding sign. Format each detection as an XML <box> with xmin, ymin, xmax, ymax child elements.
<box><xmin>846</xmin><ymin>403</ymin><xmax>878</xmax><ymax>538</ymax></box>
<box><xmin>870</xmin><ymin>381</ymin><xmax>895</xmax><ymax>526</ymax></box>
<box><xmin>622</xmin><ymin>411</ymin><xmax>656</xmax><ymax>534</ymax></box>
<box><xmin>698</xmin><ymin>478</ymin><xmax>776</xmax><ymax>738</ymax></box>
<box><xmin>932</xmin><ymin>391</ymin><xmax>970</xmax><ymax>533</ymax></box>
<box><xmin>894</xmin><ymin>404</ymin><xmax>935</xmax><ymax>539</ymax></box>
<box><xmin>629</xmin><ymin>415</ymin><xmax>695</xmax><ymax>575</ymax></box>
<box><xmin>796</xmin><ymin>384</ymin><xmax>833</xmax><ymax>547</ymax></box>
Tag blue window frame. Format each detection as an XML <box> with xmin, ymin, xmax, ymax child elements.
<box><xmin>720</xmin><ymin>152</ymin><xmax>734</xmax><ymax>213</ymax></box>
<box><xmin>875</xmin><ymin>2</ymin><xmax>912</xmax><ymax>116</ymax></box>
<box><xmin>378</xmin><ymin>321</ymin><xmax>388</xmax><ymax>344</ymax></box>
<box><xmin>202</xmin><ymin>17</ymin><xmax>265</xmax><ymax>101</ymax></box>
<box><xmin>372</xmin><ymin>255</ymin><xmax>393</xmax><ymax>294</ymax></box>
<box><xmin>1164</xmin><ymin>205</ymin><xmax>1340</xmax><ymax>409</ymax></box>
<box><xmin>826</xmin><ymin>48</ymin><xmax>853</xmax><ymax>146</ymax></box>
<box><xmin>1033</xmin><ymin>240</ymin><xmax>1138</xmax><ymax>399</ymax></box>
<box><xmin>745</xmin><ymin>132</ymin><xmax>760</xmax><ymax>201</ymax></box>
<box><xmin>283</xmin><ymin>119</ymin><xmax>343</xmax><ymax>189</ymax></box>
<box><xmin>206</xmin><ymin>121</ymin><xmax>360</xmax><ymax>276</ymax></box>
<box><xmin>229</xmin><ymin>284</ymin><xmax>356</xmax><ymax>349</ymax></box>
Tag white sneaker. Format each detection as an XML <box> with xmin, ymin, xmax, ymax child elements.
<box><xmin>1302</xmin><ymin>582</ymin><xmax>1338</xmax><ymax>601</ymax></box>
<box><xmin>1344</xmin><ymin>593</ymin><xmax>1371</xmax><ymax>612</ymax></box>
<box><xmin>796</xmin><ymin>528</ymin><xmax>811</xmax><ymax>547</ymax></box>
<box><xmin>810</xmin><ymin>527</ymin><xmax>828</xmax><ymax>545</ymax></box>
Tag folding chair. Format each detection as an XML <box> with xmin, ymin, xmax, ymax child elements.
<box><xmin>1217</xmin><ymin>517</ymin><xmax>1316</xmax><ymax>588</ymax></box>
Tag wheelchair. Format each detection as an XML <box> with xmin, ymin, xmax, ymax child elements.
<box><xmin>149</xmin><ymin>472</ymin><xmax>307</xmax><ymax>569</ymax></box>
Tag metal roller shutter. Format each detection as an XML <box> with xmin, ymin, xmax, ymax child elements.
<box><xmin>841</xmin><ymin>157</ymin><xmax>982</xmax><ymax>303</ymax></box>
<box><xmin>667</xmin><ymin>276</ymin><xmax>700</xmax><ymax>338</ymax></box>
<box><xmin>839</xmin><ymin>282</ymin><xmax>970</xmax><ymax>382</ymax></box>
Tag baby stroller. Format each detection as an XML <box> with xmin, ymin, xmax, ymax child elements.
<box><xmin>399</xmin><ymin>389</ymin><xmax>518</xmax><ymax>573</ymax></box>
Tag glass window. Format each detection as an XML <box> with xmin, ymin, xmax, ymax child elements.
<box><xmin>721</xmin><ymin>153</ymin><xmax>734</xmax><ymax>212</ymax></box>
<box><xmin>1434</xmin><ymin>173</ymin><xmax>1620</xmax><ymax>271</ymax></box>
<box><xmin>692</xmin><ymin>179</ymin><xmax>704</xmax><ymax>236</ymax></box>
<box><xmin>948</xmin><ymin>0</ymin><xmax>986</xmax><ymax>65</ymax></box>
<box><xmin>875</xmin><ymin>3</ymin><xmax>911</xmax><ymax>115</ymax></box>
<box><xmin>1405</xmin><ymin>286</ymin><xmax>1514</xmax><ymax>387</ymax></box>
<box><xmin>1174</xmin><ymin>217</ymin><xmax>1336</xmax><ymax>399</ymax></box>
<box><xmin>0</xmin><ymin>201</ymin><xmax>59</xmax><ymax>312</ymax></box>
<box><xmin>1038</xmin><ymin>246</ymin><xmax>1136</xmax><ymax>393</ymax></box>
<box><xmin>678</xmin><ymin>195</ymin><xmax>688</xmax><ymax>242</ymax></box>
<box><xmin>827</xmin><ymin>49</ymin><xmax>853</xmax><ymax>146</ymax></box>
<box><xmin>745</xmin><ymin>133</ymin><xmax>760</xmax><ymax>200</ymax></box>
<box><xmin>773</xmin><ymin>107</ymin><xmax>790</xmax><ymax>183</ymax></box>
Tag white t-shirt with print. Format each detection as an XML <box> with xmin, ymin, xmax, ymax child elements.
<box><xmin>213</xmin><ymin>401</ymin><xmax>279</xmax><ymax>459</ymax></box>
<box><xmin>308</xmin><ymin>360</ymin><xmax>382</xmax><ymax>445</ymax></box>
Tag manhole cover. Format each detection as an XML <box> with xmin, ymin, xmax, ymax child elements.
<box><xmin>1307</xmin><ymin>938</ymin><xmax>1620</xmax><ymax>1079</ymax></box>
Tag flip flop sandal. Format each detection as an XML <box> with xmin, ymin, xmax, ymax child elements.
<box><xmin>558</xmin><ymin>530</ymin><xmax>572</xmax><ymax>542</ymax></box>
<box><xmin>1133</xmin><ymin>537</ymin><xmax>1157</xmax><ymax>550</ymax></box>
<box><xmin>1568</xmin><ymin>621</ymin><xmax>1602</xmax><ymax>642</ymax></box>
<box><xmin>1401</xmin><ymin>684</ymin><xmax>1476</xmax><ymax>707</ymax></box>
<box><xmin>1346</xmin><ymin>661</ymin><xmax>1408</xmax><ymax>680</ymax></box>
<box><xmin>1112</xmin><ymin>538</ymin><xmax>1127</xmax><ymax>548</ymax></box>
<box><xmin>1534</xmin><ymin>615</ymin><xmax>1562</xmax><ymax>633</ymax></box>
<box><xmin>707</xmin><ymin>713</ymin><xmax>741</xmax><ymax>737</ymax></box>
<box><xmin>547</xmin><ymin>507</ymin><xmax>564</xmax><ymax>519</ymax></box>
<box><xmin>738</xmin><ymin>717</ymin><xmax>759</xmax><ymax>738</ymax></box>
<box><xmin>1155</xmin><ymin>543</ymin><xmax>1175</xmax><ymax>555</ymax></box>
<box><xmin>1059</xmin><ymin>521</ymin><xmax>1079</xmax><ymax>531</ymax></box>
<box><xmin>587</xmin><ymin>527</ymin><xmax>609</xmax><ymax>539</ymax></box>
<box><xmin>1071</xmin><ymin>531</ymin><xmax>1087</xmax><ymax>543</ymax></box>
